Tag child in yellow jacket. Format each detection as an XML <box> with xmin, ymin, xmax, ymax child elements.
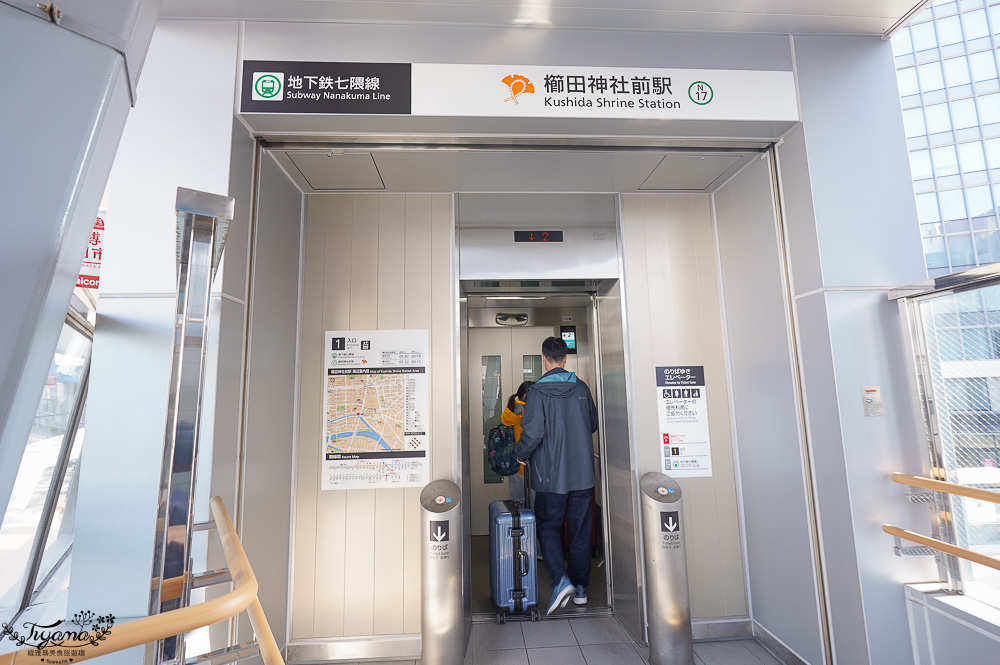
<box><xmin>502</xmin><ymin>381</ymin><xmax>533</xmax><ymax>503</ymax></box>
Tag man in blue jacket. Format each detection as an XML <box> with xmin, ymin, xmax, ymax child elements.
<box><xmin>516</xmin><ymin>336</ymin><xmax>599</xmax><ymax>615</ymax></box>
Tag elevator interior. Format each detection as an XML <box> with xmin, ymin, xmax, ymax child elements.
<box><xmin>463</xmin><ymin>285</ymin><xmax>610</xmax><ymax>618</ymax></box>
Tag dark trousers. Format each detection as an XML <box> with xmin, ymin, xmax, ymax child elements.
<box><xmin>534</xmin><ymin>488</ymin><xmax>593</xmax><ymax>590</ymax></box>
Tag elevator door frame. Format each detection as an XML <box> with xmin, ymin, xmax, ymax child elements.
<box><xmin>459</xmin><ymin>281</ymin><xmax>641</xmax><ymax>633</ymax></box>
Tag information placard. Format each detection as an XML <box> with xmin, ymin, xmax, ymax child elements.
<box><xmin>656</xmin><ymin>366</ymin><xmax>712</xmax><ymax>478</ymax></box>
<box><xmin>323</xmin><ymin>330</ymin><xmax>429</xmax><ymax>490</ymax></box>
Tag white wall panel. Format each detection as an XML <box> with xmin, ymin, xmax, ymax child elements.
<box><xmin>292</xmin><ymin>193</ymin><xmax>454</xmax><ymax>640</ymax></box>
<box><xmin>620</xmin><ymin>193</ymin><xmax>747</xmax><ymax>620</ymax></box>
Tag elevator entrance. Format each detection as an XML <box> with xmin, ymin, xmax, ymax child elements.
<box><xmin>465</xmin><ymin>292</ymin><xmax>611</xmax><ymax>617</ymax></box>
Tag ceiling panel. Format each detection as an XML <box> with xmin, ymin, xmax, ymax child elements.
<box><xmin>274</xmin><ymin>149</ymin><xmax>757</xmax><ymax>193</ymax></box>
<box><xmin>639</xmin><ymin>154</ymin><xmax>745</xmax><ymax>191</ymax></box>
<box><xmin>288</xmin><ymin>152</ymin><xmax>385</xmax><ymax>190</ymax></box>
<box><xmin>161</xmin><ymin>0</ymin><xmax>927</xmax><ymax>35</ymax></box>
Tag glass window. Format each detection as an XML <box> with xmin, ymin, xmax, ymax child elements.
<box><xmin>967</xmin><ymin>185</ymin><xmax>994</xmax><ymax>217</ymax></box>
<box><xmin>979</xmin><ymin>93</ymin><xmax>1000</xmax><ymax>124</ymax></box>
<box><xmin>962</xmin><ymin>9</ymin><xmax>990</xmax><ymax>40</ymax></box>
<box><xmin>911</xmin><ymin>20</ymin><xmax>939</xmax><ymax>51</ymax></box>
<box><xmin>0</xmin><ymin>323</ymin><xmax>90</xmax><ymax>621</ymax></box>
<box><xmin>924</xmin><ymin>236</ymin><xmax>949</xmax><ymax>268</ymax></box>
<box><xmin>940</xmin><ymin>188</ymin><xmax>969</xmax><ymax>219</ymax></box>
<box><xmin>897</xmin><ymin>67</ymin><xmax>920</xmax><ymax>96</ymax></box>
<box><xmin>943</xmin><ymin>377</ymin><xmax>990</xmax><ymax>411</ymax></box>
<box><xmin>481</xmin><ymin>355</ymin><xmax>504</xmax><ymax>484</ymax></box>
<box><xmin>919</xmin><ymin>61</ymin><xmax>947</xmax><ymax>92</ymax></box>
<box><xmin>975</xmin><ymin>230</ymin><xmax>1000</xmax><ymax>264</ymax></box>
<box><xmin>949</xmin><ymin>233</ymin><xmax>977</xmax><ymax>266</ymax></box>
<box><xmin>911</xmin><ymin>150</ymin><xmax>934</xmax><ymax>180</ymax></box>
<box><xmin>964</xmin><ymin>327</ymin><xmax>992</xmax><ymax>359</ymax></box>
<box><xmin>959</xmin><ymin>141</ymin><xmax>987</xmax><ymax>172</ymax></box>
<box><xmin>970</xmin><ymin>51</ymin><xmax>998</xmax><ymax>81</ymax></box>
<box><xmin>937</xmin><ymin>328</ymin><xmax>964</xmax><ymax>360</ymax></box>
<box><xmin>892</xmin><ymin>27</ymin><xmax>914</xmax><ymax>56</ymax></box>
<box><xmin>943</xmin><ymin>56</ymin><xmax>972</xmax><ymax>87</ymax></box>
<box><xmin>936</xmin><ymin>15</ymin><xmax>964</xmax><ymax>45</ymax></box>
<box><xmin>904</xmin><ymin>107</ymin><xmax>928</xmax><ymax>137</ymax></box>
<box><xmin>917</xmin><ymin>192</ymin><xmax>943</xmax><ymax>223</ymax></box>
<box><xmin>952</xmin><ymin>98</ymin><xmax>979</xmax><ymax>129</ymax></box>
<box><xmin>932</xmin><ymin>144</ymin><xmax>960</xmax><ymax>176</ymax></box>
<box><xmin>926</xmin><ymin>103</ymin><xmax>953</xmax><ymax>133</ymax></box>
<box><xmin>922</xmin><ymin>222</ymin><xmax>944</xmax><ymax>236</ymax></box>
<box><xmin>992</xmin><ymin>4</ymin><xmax>1000</xmax><ymax>34</ymax></box>
<box><xmin>986</xmin><ymin>138</ymin><xmax>1000</xmax><ymax>169</ymax></box>
<box><xmin>522</xmin><ymin>355</ymin><xmax>542</xmax><ymax>383</ymax></box>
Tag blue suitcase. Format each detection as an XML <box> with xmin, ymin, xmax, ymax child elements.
<box><xmin>489</xmin><ymin>499</ymin><xmax>539</xmax><ymax>623</ymax></box>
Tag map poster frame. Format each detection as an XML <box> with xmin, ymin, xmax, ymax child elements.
<box><xmin>323</xmin><ymin>329</ymin><xmax>430</xmax><ymax>490</ymax></box>
<box><xmin>656</xmin><ymin>365</ymin><xmax>713</xmax><ymax>478</ymax></box>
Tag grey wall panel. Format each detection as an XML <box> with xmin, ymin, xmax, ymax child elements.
<box><xmin>242</xmin><ymin>22</ymin><xmax>793</xmax><ymax>70</ymax></box>
<box><xmin>793</xmin><ymin>293</ymin><xmax>869</xmax><ymax>665</ymax></box>
<box><xmin>791</xmin><ymin>35</ymin><xmax>925</xmax><ymax>288</ymax></box>
<box><xmin>235</xmin><ymin>154</ymin><xmax>302</xmax><ymax>647</ymax></box>
<box><xmin>713</xmin><ymin>156</ymin><xmax>825</xmax><ymax>665</ymax></box>
<box><xmin>775</xmin><ymin>125</ymin><xmax>823</xmax><ymax>297</ymax></box>
<box><xmin>597</xmin><ymin>281</ymin><xmax>643</xmax><ymax>642</ymax></box>
<box><xmin>0</xmin><ymin>3</ymin><xmax>138</xmax><ymax>523</ymax></box>
<box><xmin>823</xmin><ymin>291</ymin><xmax>936</xmax><ymax>665</ymax></box>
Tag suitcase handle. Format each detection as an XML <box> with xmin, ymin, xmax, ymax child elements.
<box><xmin>518</xmin><ymin>549</ymin><xmax>530</xmax><ymax>577</ymax></box>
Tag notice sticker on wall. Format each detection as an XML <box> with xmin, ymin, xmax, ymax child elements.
<box><xmin>656</xmin><ymin>366</ymin><xmax>712</xmax><ymax>478</ymax></box>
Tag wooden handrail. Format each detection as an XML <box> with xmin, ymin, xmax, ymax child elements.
<box><xmin>0</xmin><ymin>497</ymin><xmax>283</xmax><ymax>665</ymax></box>
<box><xmin>891</xmin><ymin>472</ymin><xmax>1000</xmax><ymax>504</ymax></box>
<box><xmin>883</xmin><ymin>524</ymin><xmax>1000</xmax><ymax>572</ymax></box>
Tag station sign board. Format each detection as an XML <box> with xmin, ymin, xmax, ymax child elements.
<box><xmin>240</xmin><ymin>61</ymin><xmax>798</xmax><ymax>122</ymax></box>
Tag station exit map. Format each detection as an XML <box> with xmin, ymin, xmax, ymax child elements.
<box><xmin>323</xmin><ymin>329</ymin><xmax>429</xmax><ymax>490</ymax></box>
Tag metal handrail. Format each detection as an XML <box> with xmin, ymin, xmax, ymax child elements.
<box><xmin>0</xmin><ymin>497</ymin><xmax>283</xmax><ymax>665</ymax></box>
<box><xmin>885</xmin><ymin>472</ymin><xmax>1000</xmax><ymax>575</ymax></box>
<box><xmin>891</xmin><ymin>472</ymin><xmax>1000</xmax><ymax>504</ymax></box>
<box><xmin>883</xmin><ymin>525</ymin><xmax>1000</xmax><ymax>572</ymax></box>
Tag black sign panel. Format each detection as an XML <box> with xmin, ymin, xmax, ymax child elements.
<box><xmin>514</xmin><ymin>231</ymin><xmax>564</xmax><ymax>243</ymax></box>
<box><xmin>430</xmin><ymin>520</ymin><xmax>450</xmax><ymax>542</ymax></box>
<box><xmin>660</xmin><ymin>511</ymin><xmax>680</xmax><ymax>533</ymax></box>
<box><xmin>560</xmin><ymin>325</ymin><xmax>577</xmax><ymax>355</ymax></box>
<box><xmin>656</xmin><ymin>366</ymin><xmax>705</xmax><ymax>387</ymax></box>
<box><xmin>241</xmin><ymin>61</ymin><xmax>411</xmax><ymax>114</ymax></box>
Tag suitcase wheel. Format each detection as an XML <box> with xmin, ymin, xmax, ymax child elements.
<box><xmin>496</xmin><ymin>611</ymin><xmax>506</xmax><ymax>625</ymax></box>
<box><xmin>531</xmin><ymin>609</ymin><xmax>540</xmax><ymax>622</ymax></box>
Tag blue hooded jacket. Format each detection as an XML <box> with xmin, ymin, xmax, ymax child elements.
<box><xmin>515</xmin><ymin>368</ymin><xmax>598</xmax><ymax>494</ymax></box>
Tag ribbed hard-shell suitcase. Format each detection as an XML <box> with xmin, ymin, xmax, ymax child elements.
<box><xmin>488</xmin><ymin>500</ymin><xmax>540</xmax><ymax>623</ymax></box>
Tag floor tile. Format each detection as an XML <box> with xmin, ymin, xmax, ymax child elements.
<box><xmin>521</xmin><ymin>619</ymin><xmax>578</xmax><ymax>648</ymax></box>
<box><xmin>526</xmin><ymin>646</ymin><xmax>586</xmax><ymax>665</ymax></box>
<box><xmin>473</xmin><ymin>649</ymin><xmax>530</xmax><ymax>665</ymax></box>
<box><xmin>471</xmin><ymin>622</ymin><xmax>526</xmax><ymax>651</ymax></box>
<box><xmin>569</xmin><ymin>617</ymin><xmax>631</xmax><ymax>645</ymax></box>
<box><xmin>694</xmin><ymin>640</ymin><xmax>771</xmax><ymax>665</ymax></box>
<box><xmin>743</xmin><ymin>639</ymin><xmax>784</xmax><ymax>665</ymax></box>
<box><xmin>580</xmin><ymin>643</ymin><xmax>645</xmax><ymax>665</ymax></box>
<box><xmin>634</xmin><ymin>644</ymin><xmax>651</xmax><ymax>663</ymax></box>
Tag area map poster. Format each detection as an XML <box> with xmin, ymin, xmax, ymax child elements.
<box><xmin>656</xmin><ymin>366</ymin><xmax>713</xmax><ymax>478</ymax></box>
<box><xmin>323</xmin><ymin>330</ymin><xmax>429</xmax><ymax>490</ymax></box>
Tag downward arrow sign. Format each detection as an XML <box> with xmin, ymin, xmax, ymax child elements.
<box><xmin>434</xmin><ymin>527</ymin><xmax>447</xmax><ymax>541</ymax></box>
<box><xmin>664</xmin><ymin>518</ymin><xmax>677</xmax><ymax>532</ymax></box>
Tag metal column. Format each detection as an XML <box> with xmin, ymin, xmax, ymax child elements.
<box><xmin>420</xmin><ymin>480</ymin><xmax>465</xmax><ymax>665</ymax></box>
<box><xmin>147</xmin><ymin>188</ymin><xmax>234</xmax><ymax>665</ymax></box>
<box><xmin>640</xmin><ymin>472</ymin><xmax>694</xmax><ymax>665</ymax></box>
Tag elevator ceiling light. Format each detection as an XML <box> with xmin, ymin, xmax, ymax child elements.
<box><xmin>485</xmin><ymin>296</ymin><xmax>545</xmax><ymax>300</ymax></box>
<box><xmin>496</xmin><ymin>313</ymin><xmax>529</xmax><ymax>326</ymax></box>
